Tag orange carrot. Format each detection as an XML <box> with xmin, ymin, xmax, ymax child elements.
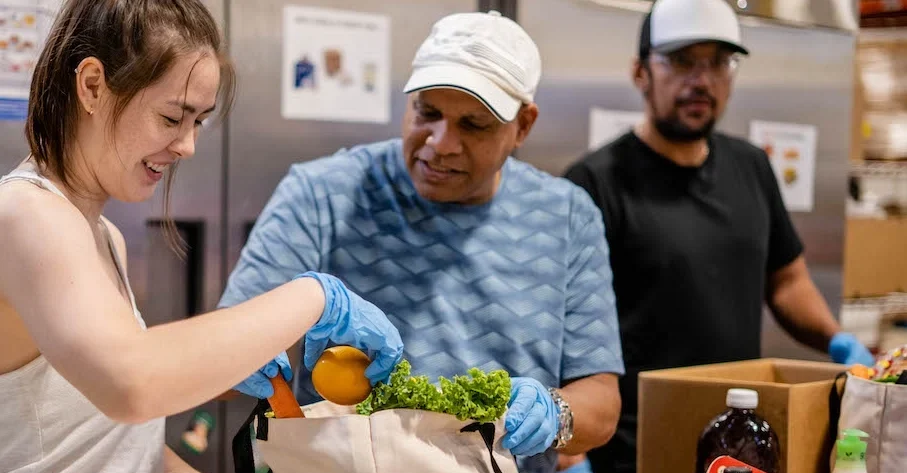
<box><xmin>268</xmin><ymin>376</ymin><xmax>304</xmax><ymax>418</ymax></box>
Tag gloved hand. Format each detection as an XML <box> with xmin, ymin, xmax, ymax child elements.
<box><xmin>234</xmin><ymin>351</ymin><xmax>293</xmax><ymax>398</ymax></box>
<box><xmin>298</xmin><ymin>271</ymin><xmax>404</xmax><ymax>385</ymax></box>
<box><xmin>502</xmin><ymin>377</ymin><xmax>560</xmax><ymax>457</ymax></box>
<box><xmin>829</xmin><ymin>332</ymin><xmax>875</xmax><ymax>366</ymax></box>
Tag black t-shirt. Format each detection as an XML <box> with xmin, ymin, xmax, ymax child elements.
<box><xmin>563</xmin><ymin>131</ymin><xmax>803</xmax><ymax>473</ymax></box>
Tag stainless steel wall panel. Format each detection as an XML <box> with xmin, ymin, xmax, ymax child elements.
<box><xmin>0</xmin><ymin>123</ymin><xmax>27</xmax><ymax>173</ymax></box>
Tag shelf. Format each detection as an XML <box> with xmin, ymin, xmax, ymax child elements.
<box><xmin>851</xmin><ymin>160</ymin><xmax>907</xmax><ymax>178</ymax></box>
<box><xmin>861</xmin><ymin>0</ymin><xmax>907</xmax><ymax>27</ymax></box>
<box><xmin>862</xmin><ymin>0</ymin><xmax>907</xmax><ymax>16</ymax></box>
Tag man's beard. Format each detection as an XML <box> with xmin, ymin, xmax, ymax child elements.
<box><xmin>653</xmin><ymin>113</ymin><xmax>716</xmax><ymax>142</ymax></box>
<box><xmin>646</xmin><ymin>84</ymin><xmax>717</xmax><ymax>142</ymax></box>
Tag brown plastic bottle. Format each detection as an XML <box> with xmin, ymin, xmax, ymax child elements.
<box><xmin>695</xmin><ymin>388</ymin><xmax>780</xmax><ymax>473</ymax></box>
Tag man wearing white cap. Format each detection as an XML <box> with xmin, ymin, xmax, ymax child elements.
<box><xmin>564</xmin><ymin>0</ymin><xmax>874</xmax><ymax>472</ymax></box>
<box><xmin>220</xmin><ymin>10</ymin><xmax>624</xmax><ymax>473</ymax></box>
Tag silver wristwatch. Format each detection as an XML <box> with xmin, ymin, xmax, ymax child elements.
<box><xmin>548</xmin><ymin>387</ymin><xmax>574</xmax><ymax>450</ymax></box>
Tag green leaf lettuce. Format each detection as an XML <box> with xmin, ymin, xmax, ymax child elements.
<box><xmin>355</xmin><ymin>360</ymin><xmax>511</xmax><ymax>422</ymax></box>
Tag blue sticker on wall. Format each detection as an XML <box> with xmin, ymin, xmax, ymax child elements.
<box><xmin>0</xmin><ymin>98</ymin><xmax>28</xmax><ymax>121</ymax></box>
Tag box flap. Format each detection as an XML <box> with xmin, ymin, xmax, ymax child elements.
<box><xmin>640</xmin><ymin>358</ymin><xmax>771</xmax><ymax>381</ymax></box>
<box><xmin>773</xmin><ymin>360</ymin><xmax>845</xmax><ymax>385</ymax></box>
<box><xmin>640</xmin><ymin>358</ymin><xmax>844</xmax><ymax>386</ymax></box>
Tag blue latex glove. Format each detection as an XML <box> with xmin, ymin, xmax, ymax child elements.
<box><xmin>829</xmin><ymin>332</ymin><xmax>875</xmax><ymax>366</ymax></box>
<box><xmin>234</xmin><ymin>351</ymin><xmax>293</xmax><ymax>398</ymax></box>
<box><xmin>298</xmin><ymin>272</ymin><xmax>404</xmax><ymax>385</ymax></box>
<box><xmin>502</xmin><ymin>377</ymin><xmax>560</xmax><ymax>457</ymax></box>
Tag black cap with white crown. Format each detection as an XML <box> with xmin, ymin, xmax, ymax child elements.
<box><xmin>639</xmin><ymin>0</ymin><xmax>749</xmax><ymax>59</ymax></box>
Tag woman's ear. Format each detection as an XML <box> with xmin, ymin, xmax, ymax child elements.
<box><xmin>74</xmin><ymin>57</ymin><xmax>106</xmax><ymax>117</ymax></box>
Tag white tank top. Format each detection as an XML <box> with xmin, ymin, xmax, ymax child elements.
<box><xmin>0</xmin><ymin>164</ymin><xmax>165</xmax><ymax>473</ymax></box>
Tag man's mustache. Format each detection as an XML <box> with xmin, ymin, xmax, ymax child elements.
<box><xmin>676</xmin><ymin>92</ymin><xmax>716</xmax><ymax>107</ymax></box>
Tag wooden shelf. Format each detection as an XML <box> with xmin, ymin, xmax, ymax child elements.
<box><xmin>861</xmin><ymin>0</ymin><xmax>907</xmax><ymax>27</ymax></box>
<box><xmin>862</xmin><ymin>0</ymin><xmax>907</xmax><ymax>16</ymax></box>
<box><xmin>852</xmin><ymin>160</ymin><xmax>907</xmax><ymax>178</ymax></box>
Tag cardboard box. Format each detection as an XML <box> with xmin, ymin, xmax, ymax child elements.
<box><xmin>638</xmin><ymin>358</ymin><xmax>845</xmax><ymax>473</ymax></box>
<box><xmin>843</xmin><ymin>217</ymin><xmax>907</xmax><ymax>298</ymax></box>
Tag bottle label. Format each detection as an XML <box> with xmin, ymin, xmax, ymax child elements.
<box><xmin>707</xmin><ymin>455</ymin><xmax>768</xmax><ymax>473</ymax></box>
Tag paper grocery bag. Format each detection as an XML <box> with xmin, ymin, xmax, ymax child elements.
<box><xmin>830</xmin><ymin>372</ymin><xmax>907</xmax><ymax>473</ymax></box>
<box><xmin>233</xmin><ymin>399</ymin><xmax>518</xmax><ymax>473</ymax></box>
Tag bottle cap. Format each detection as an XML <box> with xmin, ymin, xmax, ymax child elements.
<box><xmin>193</xmin><ymin>410</ymin><xmax>215</xmax><ymax>429</ymax></box>
<box><xmin>836</xmin><ymin>428</ymin><xmax>869</xmax><ymax>462</ymax></box>
<box><xmin>726</xmin><ymin>388</ymin><xmax>759</xmax><ymax>409</ymax></box>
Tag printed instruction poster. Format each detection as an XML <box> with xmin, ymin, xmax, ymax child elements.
<box><xmin>749</xmin><ymin>120</ymin><xmax>818</xmax><ymax>212</ymax></box>
<box><xmin>281</xmin><ymin>5</ymin><xmax>390</xmax><ymax>124</ymax></box>
<box><xmin>588</xmin><ymin>107</ymin><xmax>644</xmax><ymax>150</ymax></box>
<box><xmin>0</xmin><ymin>0</ymin><xmax>62</xmax><ymax>121</ymax></box>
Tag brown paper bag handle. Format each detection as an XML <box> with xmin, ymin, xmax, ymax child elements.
<box><xmin>268</xmin><ymin>376</ymin><xmax>304</xmax><ymax>418</ymax></box>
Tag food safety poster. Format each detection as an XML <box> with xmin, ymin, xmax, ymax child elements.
<box><xmin>588</xmin><ymin>107</ymin><xmax>644</xmax><ymax>150</ymax></box>
<box><xmin>281</xmin><ymin>5</ymin><xmax>390</xmax><ymax>124</ymax></box>
<box><xmin>749</xmin><ymin>120</ymin><xmax>818</xmax><ymax>212</ymax></box>
<box><xmin>0</xmin><ymin>0</ymin><xmax>61</xmax><ymax>121</ymax></box>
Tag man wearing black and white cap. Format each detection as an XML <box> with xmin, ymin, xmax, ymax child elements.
<box><xmin>221</xmin><ymin>10</ymin><xmax>625</xmax><ymax>473</ymax></box>
<box><xmin>563</xmin><ymin>0</ymin><xmax>873</xmax><ymax>472</ymax></box>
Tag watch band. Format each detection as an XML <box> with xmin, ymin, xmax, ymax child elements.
<box><xmin>547</xmin><ymin>387</ymin><xmax>574</xmax><ymax>450</ymax></box>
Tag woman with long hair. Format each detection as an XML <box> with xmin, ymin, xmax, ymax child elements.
<box><xmin>0</xmin><ymin>1</ymin><xmax>402</xmax><ymax>471</ymax></box>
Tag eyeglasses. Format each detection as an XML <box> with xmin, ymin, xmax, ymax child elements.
<box><xmin>651</xmin><ymin>52</ymin><xmax>741</xmax><ymax>79</ymax></box>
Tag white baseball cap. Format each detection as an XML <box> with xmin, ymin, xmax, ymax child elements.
<box><xmin>639</xmin><ymin>0</ymin><xmax>749</xmax><ymax>57</ymax></box>
<box><xmin>403</xmin><ymin>10</ymin><xmax>541</xmax><ymax>123</ymax></box>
